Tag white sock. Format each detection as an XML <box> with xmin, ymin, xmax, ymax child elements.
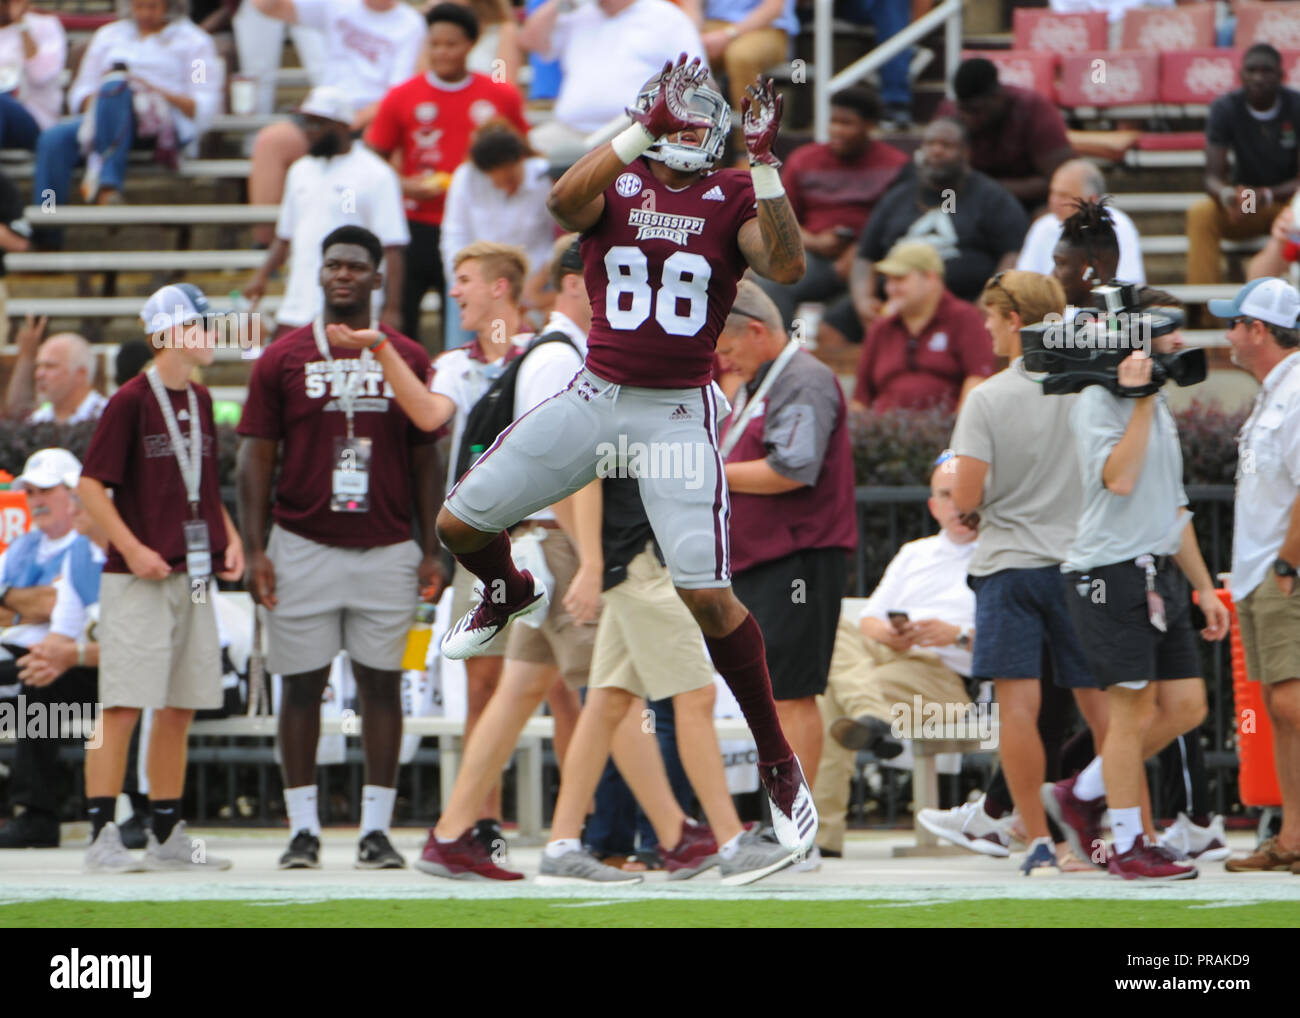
<box><xmin>360</xmin><ymin>785</ymin><xmax>396</xmax><ymax>836</ymax></box>
<box><xmin>544</xmin><ymin>838</ymin><xmax>582</xmax><ymax>859</ymax></box>
<box><xmin>719</xmin><ymin>832</ymin><xmax>743</xmax><ymax>860</ymax></box>
<box><xmin>1111</xmin><ymin>806</ymin><xmax>1143</xmax><ymax>855</ymax></box>
<box><xmin>285</xmin><ymin>785</ymin><xmax>320</xmax><ymax>837</ymax></box>
<box><xmin>1073</xmin><ymin>757</ymin><xmax>1106</xmax><ymax>801</ymax></box>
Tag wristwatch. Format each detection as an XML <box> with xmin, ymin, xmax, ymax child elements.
<box><xmin>955</xmin><ymin>627</ymin><xmax>972</xmax><ymax>649</ymax></box>
<box><xmin>1274</xmin><ymin>557</ymin><xmax>1298</xmax><ymax>578</ymax></box>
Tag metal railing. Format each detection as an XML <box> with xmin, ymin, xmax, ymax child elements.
<box><xmin>813</xmin><ymin>0</ymin><xmax>964</xmax><ymax>143</ymax></box>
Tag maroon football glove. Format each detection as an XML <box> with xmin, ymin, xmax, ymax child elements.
<box><xmin>627</xmin><ymin>53</ymin><xmax>714</xmax><ymax>142</ymax></box>
<box><xmin>742</xmin><ymin>78</ymin><xmax>783</xmax><ymax>168</ymax></box>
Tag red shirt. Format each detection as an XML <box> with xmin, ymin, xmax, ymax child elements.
<box><xmin>937</xmin><ymin>85</ymin><xmax>1070</xmax><ymax>192</ymax></box>
<box><xmin>783</xmin><ymin>140</ymin><xmax>908</xmax><ymax>237</ymax></box>
<box><xmin>80</xmin><ymin>374</ymin><xmax>230</xmax><ymax>575</ymax></box>
<box><xmin>366</xmin><ymin>72</ymin><xmax>528</xmax><ymax>226</ymax></box>
<box><xmin>853</xmin><ymin>291</ymin><xmax>995</xmax><ymax>411</ymax></box>
<box><xmin>236</xmin><ymin>324</ymin><xmax>436</xmax><ymax>548</ymax></box>
<box><xmin>583</xmin><ymin>160</ymin><xmax>757</xmax><ymax>389</ymax></box>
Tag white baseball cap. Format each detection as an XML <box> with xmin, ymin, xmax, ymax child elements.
<box><xmin>1208</xmin><ymin>277</ymin><xmax>1300</xmax><ymax>329</ymax></box>
<box><xmin>295</xmin><ymin>86</ymin><xmax>354</xmax><ymax>126</ymax></box>
<box><xmin>15</xmin><ymin>448</ymin><xmax>82</xmax><ymax>491</ymax></box>
<box><xmin>141</xmin><ymin>283</ymin><xmax>212</xmax><ymax>335</ymax></box>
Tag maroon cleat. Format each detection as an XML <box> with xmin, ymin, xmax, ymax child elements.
<box><xmin>414</xmin><ymin>828</ymin><xmax>524</xmax><ymax>880</ymax></box>
<box><xmin>662</xmin><ymin>819</ymin><xmax>719</xmax><ymax>880</ymax></box>
<box><xmin>1108</xmin><ymin>837</ymin><xmax>1199</xmax><ymax>881</ymax></box>
<box><xmin>1040</xmin><ymin>775</ymin><xmax>1107</xmax><ymax>868</ymax></box>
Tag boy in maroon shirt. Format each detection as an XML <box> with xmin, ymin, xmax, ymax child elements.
<box><xmin>78</xmin><ymin>284</ymin><xmax>245</xmax><ymax>873</ymax></box>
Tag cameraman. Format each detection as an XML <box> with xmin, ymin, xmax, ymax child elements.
<box><xmin>1045</xmin><ymin>321</ymin><xmax>1229</xmax><ymax>880</ymax></box>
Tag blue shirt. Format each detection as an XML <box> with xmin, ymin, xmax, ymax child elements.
<box><xmin>707</xmin><ymin>0</ymin><xmax>799</xmax><ymax>37</ymax></box>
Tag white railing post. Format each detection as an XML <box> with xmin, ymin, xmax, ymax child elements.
<box><xmin>944</xmin><ymin>0</ymin><xmax>964</xmax><ymax>99</ymax></box>
<box><xmin>814</xmin><ymin>0</ymin><xmax>834</xmax><ymax>143</ymax></box>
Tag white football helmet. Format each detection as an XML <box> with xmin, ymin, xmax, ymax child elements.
<box><xmin>633</xmin><ymin>75</ymin><xmax>730</xmax><ymax>173</ymax></box>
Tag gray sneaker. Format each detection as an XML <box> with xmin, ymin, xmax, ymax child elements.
<box><xmin>143</xmin><ymin>821</ymin><xmax>232</xmax><ymax>871</ymax></box>
<box><xmin>719</xmin><ymin>830</ymin><xmax>796</xmax><ymax>886</ymax></box>
<box><xmin>84</xmin><ymin>822</ymin><xmax>145</xmax><ymax>873</ymax></box>
<box><xmin>535</xmin><ymin>847</ymin><xmax>644</xmax><ymax>886</ymax></box>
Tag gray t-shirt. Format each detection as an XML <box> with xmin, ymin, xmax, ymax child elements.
<box><xmin>1063</xmin><ymin>386</ymin><xmax>1189</xmax><ymax>572</ymax></box>
<box><xmin>949</xmin><ymin>360</ymin><xmax>1081</xmax><ymax>575</ymax></box>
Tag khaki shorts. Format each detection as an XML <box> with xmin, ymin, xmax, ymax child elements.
<box><xmin>505</xmin><ymin>525</ymin><xmax>596</xmax><ymax>689</ymax></box>
<box><xmin>588</xmin><ymin>545</ymin><xmax>715</xmax><ymax>701</ymax></box>
<box><xmin>1236</xmin><ymin>576</ymin><xmax>1300</xmax><ymax>685</ymax></box>
<box><xmin>98</xmin><ymin>573</ymin><xmax>221</xmax><ymax>710</ymax></box>
<box><xmin>265</xmin><ymin>525</ymin><xmax>420</xmax><ymax>674</ymax></box>
<box><xmin>452</xmin><ymin>562</ymin><xmax>510</xmax><ymax>657</ymax></box>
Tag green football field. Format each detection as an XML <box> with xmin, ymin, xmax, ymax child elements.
<box><xmin>4</xmin><ymin>897</ymin><xmax>1298</xmax><ymax>928</ymax></box>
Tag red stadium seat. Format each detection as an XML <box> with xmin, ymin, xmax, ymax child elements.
<box><xmin>961</xmin><ymin>49</ymin><xmax>1059</xmax><ymax>102</ymax></box>
<box><xmin>1133</xmin><ymin>131</ymin><xmax>1206</xmax><ymax>151</ymax></box>
<box><xmin>1012</xmin><ymin>9</ymin><xmax>1108</xmax><ymax>54</ymax></box>
<box><xmin>1058</xmin><ymin>51</ymin><xmax>1159</xmax><ymax>108</ymax></box>
<box><xmin>1159</xmin><ymin>48</ymin><xmax>1238</xmax><ymax>104</ymax></box>
<box><xmin>1278</xmin><ymin>49</ymin><xmax>1300</xmax><ymax>89</ymax></box>
<box><xmin>1235</xmin><ymin>2</ymin><xmax>1300</xmax><ymax>49</ymax></box>
<box><xmin>1119</xmin><ymin>3</ymin><xmax>1216</xmax><ymax>51</ymax></box>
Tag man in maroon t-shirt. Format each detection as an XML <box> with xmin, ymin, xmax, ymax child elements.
<box><xmin>236</xmin><ymin>225</ymin><xmax>442</xmax><ymax>871</ymax></box>
<box><xmin>78</xmin><ymin>284</ymin><xmax>245</xmax><ymax>873</ymax></box>
<box><xmin>938</xmin><ymin>57</ymin><xmax>1073</xmax><ymax>212</ymax></box>
<box><xmin>716</xmin><ymin>281</ymin><xmax>857</xmax><ymax>856</ymax></box>
<box><xmin>757</xmin><ymin>85</ymin><xmax>907</xmax><ymax>334</ymax></box>
<box><xmin>851</xmin><ymin>241</ymin><xmax>996</xmax><ymax>413</ymax></box>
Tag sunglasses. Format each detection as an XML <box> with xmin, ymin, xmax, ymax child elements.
<box><xmin>986</xmin><ymin>272</ymin><xmax>1021</xmax><ymax>316</ymax></box>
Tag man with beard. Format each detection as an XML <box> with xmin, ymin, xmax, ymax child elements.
<box><xmin>823</xmin><ymin>117</ymin><xmax>1026</xmax><ymax>351</ymax></box>
<box><xmin>245</xmin><ymin>87</ymin><xmax>409</xmax><ymax>341</ymax></box>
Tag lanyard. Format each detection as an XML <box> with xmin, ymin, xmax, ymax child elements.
<box><xmin>719</xmin><ymin>339</ymin><xmax>801</xmax><ymax>460</ymax></box>
<box><xmin>313</xmin><ymin>316</ymin><xmax>378</xmax><ymax>440</ymax></box>
<box><xmin>145</xmin><ymin>366</ymin><xmax>202</xmax><ymax>512</ymax></box>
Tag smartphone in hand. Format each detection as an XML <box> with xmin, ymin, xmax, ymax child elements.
<box><xmin>887</xmin><ymin>610</ymin><xmax>910</xmax><ymax>632</ymax></box>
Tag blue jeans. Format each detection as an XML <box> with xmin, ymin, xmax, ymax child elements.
<box><xmin>838</xmin><ymin>0</ymin><xmax>911</xmax><ymax>108</ymax></box>
<box><xmin>0</xmin><ymin>94</ymin><xmax>39</xmax><ymax>150</ymax></box>
<box><xmin>34</xmin><ymin>80</ymin><xmax>136</xmax><ymax>212</ymax></box>
<box><xmin>524</xmin><ymin>0</ymin><xmax>562</xmax><ymax>101</ymax></box>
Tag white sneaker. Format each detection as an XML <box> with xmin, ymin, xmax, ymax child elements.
<box><xmin>916</xmin><ymin>795</ymin><xmax>1014</xmax><ymax>857</ymax></box>
<box><xmin>84</xmin><ymin>822</ymin><xmax>145</xmax><ymax>873</ymax></box>
<box><xmin>143</xmin><ymin>821</ymin><xmax>233</xmax><ymax>871</ymax></box>
<box><xmin>1157</xmin><ymin>812</ymin><xmax>1230</xmax><ymax>862</ymax></box>
<box><xmin>441</xmin><ymin>571</ymin><xmax>548</xmax><ymax>660</ymax></box>
<box><xmin>760</xmin><ymin>754</ymin><xmax>818</xmax><ymax>856</ymax></box>
<box><xmin>718</xmin><ymin>829</ymin><xmax>797</xmax><ymax>886</ymax></box>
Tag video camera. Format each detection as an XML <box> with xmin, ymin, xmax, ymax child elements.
<box><xmin>1019</xmin><ymin>281</ymin><xmax>1206</xmax><ymax>397</ymax></box>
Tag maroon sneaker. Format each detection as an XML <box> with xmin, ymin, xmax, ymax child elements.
<box><xmin>1040</xmin><ymin>776</ymin><xmax>1107</xmax><ymax>868</ymax></box>
<box><xmin>663</xmin><ymin>819</ymin><xmax>719</xmax><ymax>880</ymax></box>
<box><xmin>1108</xmin><ymin>837</ymin><xmax>1199</xmax><ymax>881</ymax></box>
<box><xmin>414</xmin><ymin>827</ymin><xmax>524</xmax><ymax>880</ymax></box>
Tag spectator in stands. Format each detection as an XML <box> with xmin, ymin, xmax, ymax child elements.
<box><xmin>4</xmin><ymin>318</ymin><xmax>108</xmax><ymax>424</ymax></box>
<box><xmin>244</xmin><ymin>86</ymin><xmax>408</xmax><ymax>339</ymax></box>
<box><xmin>717</xmin><ymin>280</ymin><xmax>857</xmax><ymax>870</ymax></box>
<box><xmin>0</xmin><ymin>0</ymin><xmax>67</xmax><ymax>152</ymax></box>
<box><xmin>0</xmin><ymin>453</ymin><xmax>103</xmax><ymax>849</ymax></box>
<box><xmin>367</xmin><ymin>3</ymin><xmax>529</xmax><ymax>349</ymax></box>
<box><xmin>1188</xmin><ymin>44</ymin><xmax>1300</xmax><ymax>291</ymax></box>
<box><xmin>1017</xmin><ymin>160</ymin><xmax>1145</xmax><ymax>285</ymax></box>
<box><xmin>755</xmin><ymin>85</ymin><xmax>907</xmax><ymax>334</ymax></box>
<box><xmin>833</xmin><ymin>0</ymin><xmax>912</xmax><ymax>129</ymax></box>
<box><xmin>849</xmin><ymin>241</ymin><xmax>995</xmax><ymax>413</ymax></box>
<box><xmin>247</xmin><ymin>0</ymin><xmax>426</xmax><ymax>247</ymax></box>
<box><xmin>233</xmin><ymin>0</ymin><xmax>326</xmax><ymax>121</ymax></box>
<box><xmin>938</xmin><ymin>57</ymin><xmax>1073</xmax><ymax>213</ymax></box>
<box><xmin>813</xmin><ymin>453</ymin><xmax>975</xmax><ymax>858</ymax></box>
<box><xmin>520</xmin><ymin>0</ymin><xmax>704</xmax><ymax>160</ymax></box>
<box><xmin>32</xmin><ymin>0</ymin><xmax>222</xmax><ymax>218</ymax></box>
<box><xmin>440</xmin><ymin>123</ymin><xmax>557</xmax><ymax>337</ymax></box>
<box><xmin>0</xmin><ymin>164</ymin><xmax>29</xmax><ymax>346</ymax></box>
<box><xmin>830</xmin><ymin>117</ymin><xmax>1025</xmax><ymax>352</ymax></box>
<box><xmin>237</xmin><ymin>225</ymin><xmax>441</xmax><ymax>871</ymax></box>
<box><xmin>420</xmin><ymin>0</ymin><xmax>523</xmax><ymax>85</ymax></box>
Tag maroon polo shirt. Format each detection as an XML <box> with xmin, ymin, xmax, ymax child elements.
<box><xmin>938</xmin><ymin>85</ymin><xmax>1071</xmax><ymax>188</ymax></box>
<box><xmin>783</xmin><ymin>139</ymin><xmax>909</xmax><ymax>237</ymax></box>
<box><xmin>853</xmin><ymin>290</ymin><xmax>995</xmax><ymax>411</ymax></box>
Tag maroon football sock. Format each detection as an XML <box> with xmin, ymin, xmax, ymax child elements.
<box><xmin>453</xmin><ymin>531</ymin><xmax>532</xmax><ymax>606</ymax></box>
<box><xmin>704</xmin><ymin>613</ymin><xmax>791</xmax><ymax>765</ymax></box>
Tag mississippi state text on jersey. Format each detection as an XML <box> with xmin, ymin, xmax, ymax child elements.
<box><xmin>582</xmin><ymin>159</ymin><xmax>757</xmax><ymax>388</ymax></box>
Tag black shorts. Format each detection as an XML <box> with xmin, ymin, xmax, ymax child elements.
<box><xmin>731</xmin><ymin>547</ymin><xmax>848</xmax><ymax>701</ymax></box>
<box><xmin>1062</xmin><ymin>557</ymin><xmax>1202</xmax><ymax>688</ymax></box>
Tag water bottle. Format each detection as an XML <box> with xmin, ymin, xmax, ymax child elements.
<box><xmin>400</xmin><ymin>602</ymin><xmax>437</xmax><ymax>671</ymax></box>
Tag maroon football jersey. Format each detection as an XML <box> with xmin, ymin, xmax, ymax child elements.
<box><xmin>582</xmin><ymin>160</ymin><xmax>757</xmax><ymax>388</ymax></box>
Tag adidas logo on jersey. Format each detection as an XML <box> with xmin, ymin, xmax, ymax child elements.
<box><xmin>669</xmin><ymin>404</ymin><xmax>692</xmax><ymax>420</ymax></box>
<box><xmin>702</xmin><ymin>186</ymin><xmax>726</xmax><ymax>202</ymax></box>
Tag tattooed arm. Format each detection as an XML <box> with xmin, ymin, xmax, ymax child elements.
<box><xmin>737</xmin><ymin>200</ymin><xmax>806</xmax><ymax>284</ymax></box>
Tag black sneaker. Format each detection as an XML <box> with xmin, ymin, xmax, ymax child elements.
<box><xmin>473</xmin><ymin>819</ymin><xmax>509</xmax><ymax>866</ymax></box>
<box><xmin>0</xmin><ymin>809</ymin><xmax>59</xmax><ymax>848</ymax></box>
<box><xmin>356</xmin><ymin>830</ymin><xmax>406</xmax><ymax>870</ymax></box>
<box><xmin>278</xmin><ymin>829</ymin><xmax>321</xmax><ymax>869</ymax></box>
<box><xmin>118</xmin><ymin>813</ymin><xmax>147</xmax><ymax>850</ymax></box>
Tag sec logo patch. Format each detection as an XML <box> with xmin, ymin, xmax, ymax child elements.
<box><xmin>615</xmin><ymin>172</ymin><xmax>642</xmax><ymax>198</ymax></box>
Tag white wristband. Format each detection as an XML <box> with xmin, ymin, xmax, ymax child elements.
<box><xmin>611</xmin><ymin>122</ymin><xmax>655</xmax><ymax>164</ymax></box>
<box><xmin>751</xmin><ymin>163</ymin><xmax>784</xmax><ymax>200</ymax></box>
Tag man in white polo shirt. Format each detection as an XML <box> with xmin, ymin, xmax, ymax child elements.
<box><xmin>245</xmin><ymin>86</ymin><xmax>408</xmax><ymax>339</ymax></box>
<box><xmin>1210</xmin><ymin>278</ymin><xmax>1300</xmax><ymax>874</ymax></box>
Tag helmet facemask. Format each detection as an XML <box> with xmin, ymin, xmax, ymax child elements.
<box><xmin>634</xmin><ymin>79</ymin><xmax>730</xmax><ymax>173</ymax></box>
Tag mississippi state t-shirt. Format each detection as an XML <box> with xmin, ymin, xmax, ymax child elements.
<box><xmin>80</xmin><ymin>374</ymin><xmax>230</xmax><ymax>575</ymax></box>
<box><xmin>237</xmin><ymin>324</ymin><xmax>435</xmax><ymax>548</ymax></box>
